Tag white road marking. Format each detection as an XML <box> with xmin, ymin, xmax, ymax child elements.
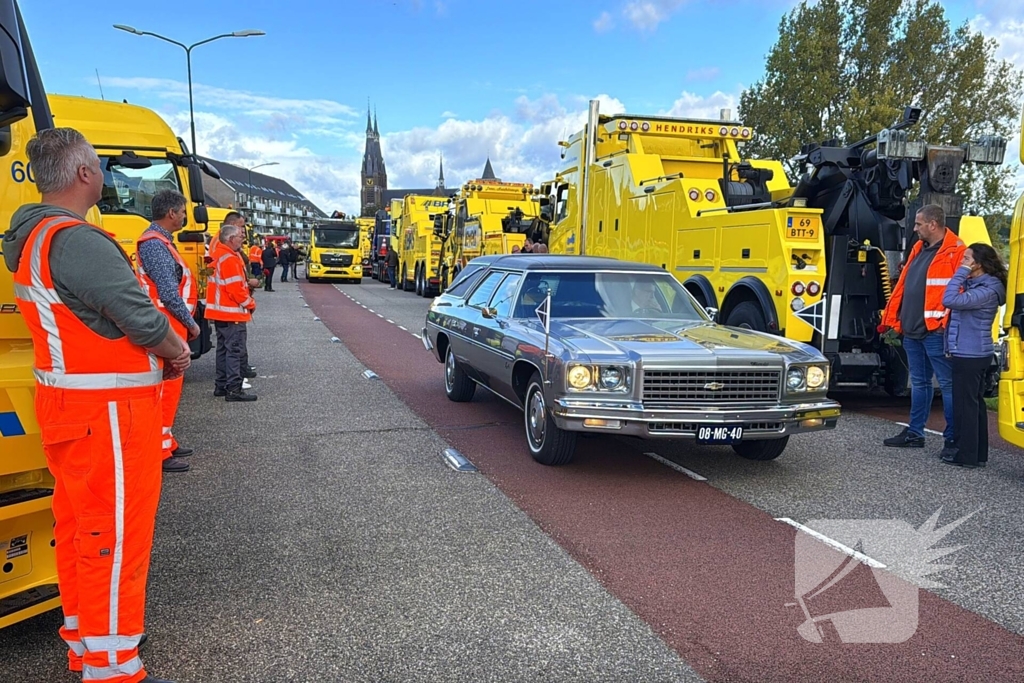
<box><xmin>412</xmin><ymin>333</ymin><xmax>421</xmax><ymax>339</ymax></box>
<box><xmin>775</xmin><ymin>518</ymin><xmax>886</xmax><ymax>568</ymax></box>
<box><xmin>398</xmin><ymin>326</ymin><xmax>407</xmax><ymax>331</ymax></box>
<box><xmin>360</xmin><ymin>305</ymin><xmax>367</xmax><ymax>309</ymax></box>
<box><xmin>896</xmin><ymin>421</ymin><xmax>944</xmax><ymax>437</ymax></box>
<box><xmin>644</xmin><ymin>452</ymin><xmax>707</xmax><ymax>481</ymax></box>
<box><xmin>376</xmin><ymin>313</ymin><xmax>384</xmax><ymax>318</ymax></box>
<box><xmin>386</xmin><ymin>319</ymin><xmax>395</xmax><ymax>324</ymax></box>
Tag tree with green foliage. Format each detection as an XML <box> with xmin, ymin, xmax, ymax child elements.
<box><xmin>739</xmin><ymin>0</ymin><xmax>1023</xmax><ymax>226</ymax></box>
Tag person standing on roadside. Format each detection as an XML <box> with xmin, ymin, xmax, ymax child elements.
<box><xmin>261</xmin><ymin>238</ymin><xmax>278</xmax><ymax>292</ymax></box>
<box><xmin>207</xmin><ymin>222</ymin><xmax>258</xmax><ymax>401</ymax></box>
<box><xmin>291</xmin><ymin>243</ymin><xmax>302</xmax><ymax>280</ymax></box>
<box><xmin>223</xmin><ymin>212</ymin><xmax>259</xmax><ymax>381</ymax></box>
<box><xmin>880</xmin><ymin>204</ymin><xmax>965</xmax><ymax>455</ymax></box>
<box><xmin>279</xmin><ymin>242</ymin><xmax>291</xmax><ymax>283</ymax></box>
<box><xmin>386</xmin><ymin>240</ymin><xmax>399</xmax><ymax>288</ymax></box>
<box><xmin>136</xmin><ymin>189</ymin><xmax>201</xmax><ymax>474</ymax></box>
<box><xmin>248</xmin><ymin>240</ymin><xmax>263</xmax><ymax>279</ymax></box>
<box><xmin>941</xmin><ymin>243</ymin><xmax>1007</xmax><ymax>468</ymax></box>
<box><xmin>3</xmin><ymin>127</ymin><xmax>188</xmax><ymax>683</ymax></box>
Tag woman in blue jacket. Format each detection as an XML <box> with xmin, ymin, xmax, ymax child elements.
<box><xmin>941</xmin><ymin>243</ymin><xmax>1007</xmax><ymax>468</ymax></box>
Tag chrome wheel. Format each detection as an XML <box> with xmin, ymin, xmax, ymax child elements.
<box><xmin>526</xmin><ymin>386</ymin><xmax>546</xmax><ymax>451</ymax></box>
<box><xmin>445</xmin><ymin>349</ymin><xmax>456</xmax><ymax>391</ymax></box>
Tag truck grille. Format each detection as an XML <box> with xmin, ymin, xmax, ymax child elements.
<box><xmin>321</xmin><ymin>254</ymin><xmax>353</xmax><ymax>267</ymax></box>
<box><xmin>642</xmin><ymin>369</ymin><xmax>781</xmax><ymax>407</ymax></box>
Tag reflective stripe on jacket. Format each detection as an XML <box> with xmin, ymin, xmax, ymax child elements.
<box><xmin>249</xmin><ymin>246</ymin><xmax>263</xmax><ymax>264</ymax></box>
<box><xmin>205</xmin><ymin>239</ymin><xmax>254</xmax><ymax>322</ymax></box>
<box><xmin>881</xmin><ymin>229</ymin><xmax>965</xmax><ymax>334</ymax></box>
<box><xmin>13</xmin><ymin>216</ymin><xmax>163</xmax><ymax>391</ymax></box>
<box><xmin>136</xmin><ymin>230</ymin><xmax>197</xmax><ymax>336</ymax></box>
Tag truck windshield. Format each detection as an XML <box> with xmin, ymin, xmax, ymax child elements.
<box><xmin>98</xmin><ymin>156</ymin><xmax>181</xmax><ymax>220</ymax></box>
<box><xmin>314</xmin><ymin>228</ymin><xmax>359</xmax><ymax>248</ymax></box>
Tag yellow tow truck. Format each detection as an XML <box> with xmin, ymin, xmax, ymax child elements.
<box><xmin>437</xmin><ymin>174</ymin><xmax>542</xmax><ymax>291</ymax></box>
<box><xmin>998</xmin><ymin>107</ymin><xmax>1024</xmax><ymax>448</ymax></box>
<box><xmin>306</xmin><ymin>217</ymin><xmax>363</xmax><ymax>283</ymax></box>
<box><xmin>543</xmin><ymin>100</ymin><xmax>1004</xmax><ymax>394</ymax></box>
<box><xmin>396</xmin><ymin>194</ymin><xmax>448</xmax><ymax>296</ymax></box>
<box><xmin>356</xmin><ymin>216</ymin><xmax>374</xmax><ymax>278</ymax></box>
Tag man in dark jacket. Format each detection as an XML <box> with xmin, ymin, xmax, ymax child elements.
<box><xmin>386</xmin><ymin>242</ymin><xmax>399</xmax><ymax>288</ymax></box>
<box><xmin>261</xmin><ymin>240</ymin><xmax>278</xmax><ymax>292</ymax></box>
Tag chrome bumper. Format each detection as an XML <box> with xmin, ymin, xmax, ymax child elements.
<box><xmin>550</xmin><ymin>397</ymin><xmax>841</xmax><ymax>440</ymax></box>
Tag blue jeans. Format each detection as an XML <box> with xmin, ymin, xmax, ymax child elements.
<box><xmin>387</xmin><ymin>266</ymin><xmax>397</xmax><ymax>288</ymax></box>
<box><xmin>903</xmin><ymin>332</ymin><xmax>954</xmax><ymax>441</ymax></box>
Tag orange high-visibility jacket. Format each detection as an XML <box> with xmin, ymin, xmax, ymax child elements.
<box><xmin>248</xmin><ymin>245</ymin><xmax>263</xmax><ymax>264</ymax></box>
<box><xmin>882</xmin><ymin>228</ymin><xmax>965</xmax><ymax>334</ymax></box>
<box><xmin>206</xmin><ymin>239</ymin><xmax>255</xmax><ymax>322</ymax></box>
<box><xmin>14</xmin><ymin>216</ymin><xmax>164</xmax><ymax>390</ymax></box>
<box><xmin>136</xmin><ymin>229</ymin><xmax>198</xmax><ymax>337</ymax></box>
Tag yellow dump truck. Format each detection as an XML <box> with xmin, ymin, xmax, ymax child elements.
<box><xmin>999</xmin><ymin>108</ymin><xmax>1024</xmax><ymax>448</ymax></box>
<box><xmin>437</xmin><ymin>176</ymin><xmax>542</xmax><ymax>291</ymax></box>
<box><xmin>543</xmin><ymin>100</ymin><xmax>1004</xmax><ymax>394</ymax></box>
<box><xmin>396</xmin><ymin>194</ymin><xmax>448</xmax><ymax>296</ymax></box>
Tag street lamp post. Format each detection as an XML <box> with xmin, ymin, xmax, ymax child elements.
<box><xmin>113</xmin><ymin>25</ymin><xmax>264</xmax><ymax>157</ymax></box>
<box><xmin>244</xmin><ymin>161</ymin><xmax>279</xmax><ymax>233</ymax></box>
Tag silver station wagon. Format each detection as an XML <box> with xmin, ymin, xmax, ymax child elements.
<box><xmin>422</xmin><ymin>255</ymin><xmax>841</xmax><ymax>466</ymax></box>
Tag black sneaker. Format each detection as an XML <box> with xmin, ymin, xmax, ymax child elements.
<box><xmin>139</xmin><ymin>676</ymin><xmax>174</xmax><ymax>683</ymax></box>
<box><xmin>162</xmin><ymin>456</ymin><xmax>190</xmax><ymax>473</ymax></box>
<box><xmin>213</xmin><ymin>388</ymin><xmax>226</xmax><ymax>397</ymax></box>
<box><xmin>171</xmin><ymin>445</ymin><xmax>193</xmax><ymax>457</ymax></box>
<box><xmin>225</xmin><ymin>389</ymin><xmax>257</xmax><ymax>402</ymax></box>
<box><xmin>242</xmin><ymin>367</ymin><xmax>258</xmax><ymax>379</ymax></box>
<box><xmin>883</xmin><ymin>428</ymin><xmax>925</xmax><ymax>448</ymax></box>
<box><xmin>936</xmin><ymin>440</ymin><xmax>957</xmax><ymax>459</ymax></box>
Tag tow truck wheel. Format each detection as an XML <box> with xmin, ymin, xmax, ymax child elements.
<box><xmin>444</xmin><ymin>346</ymin><xmax>476</xmax><ymax>402</ymax></box>
<box><xmin>402</xmin><ymin>264</ymin><xmax>412</xmax><ymax>292</ymax></box>
<box><xmin>524</xmin><ymin>372</ymin><xmax>577</xmax><ymax>466</ymax></box>
<box><xmin>732</xmin><ymin>437</ymin><xmax>789</xmax><ymax>461</ymax></box>
<box><xmin>416</xmin><ymin>265</ymin><xmax>425</xmax><ymax>297</ymax></box>
<box><xmin>725</xmin><ymin>301</ymin><xmax>767</xmax><ymax>332</ymax></box>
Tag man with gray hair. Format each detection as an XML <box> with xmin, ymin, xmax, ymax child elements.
<box><xmin>206</xmin><ymin>218</ymin><xmax>258</xmax><ymax>401</ymax></box>
<box><xmin>3</xmin><ymin>127</ymin><xmax>187</xmax><ymax>683</ymax></box>
<box><xmin>137</xmin><ymin>189</ymin><xmax>202</xmax><ymax>474</ymax></box>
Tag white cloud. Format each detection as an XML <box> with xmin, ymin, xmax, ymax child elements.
<box><xmin>593</xmin><ymin>11</ymin><xmax>615</xmax><ymax>33</ymax></box>
<box><xmin>662</xmin><ymin>90</ymin><xmax>739</xmax><ymax>120</ymax></box>
<box><xmin>686</xmin><ymin>67</ymin><xmax>720</xmax><ymax>82</ymax></box>
<box><xmin>441</xmin><ymin>110</ymin><xmax>458</xmax><ymax>119</ymax></box>
<box><xmin>970</xmin><ymin>14</ymin><xmax>1024</xmax><ymax>65</ymax></box>
<box><xmin>622</xmin><ymin>0</ymin><xmax>687</xmax><ymax>33</ymax></box>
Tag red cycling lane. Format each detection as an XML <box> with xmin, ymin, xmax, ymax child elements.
<box><xmin>303</xmin><ymin>282</ymin><xmax>1024</xmax><ymax>683</ymax></box>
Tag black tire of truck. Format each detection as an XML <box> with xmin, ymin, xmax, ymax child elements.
<box><xmin>725</xmin><ymin>301</ymin><xmax>767</xmax><ymax>332</ymax></box>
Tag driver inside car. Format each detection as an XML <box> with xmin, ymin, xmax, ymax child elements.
<box><xmin>631</xmin><ymin>281</ymin><xmax>663</xmax><ymax>315</ymax></box>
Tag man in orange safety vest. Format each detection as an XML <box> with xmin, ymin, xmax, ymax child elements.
<box><xmin>4</xmin><ymin>127</ymin><xmax>189</xmax><ymax>682</ymax></box>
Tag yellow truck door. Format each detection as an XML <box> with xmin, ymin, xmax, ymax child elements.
<box><xmin>998</xmin><ymin>108</ymin><xmax>1024</xmax><ymax>448</ymax></box>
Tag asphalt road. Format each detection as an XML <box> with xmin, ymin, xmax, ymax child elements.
<box><xmin>0</xmin><ymin>276</ymin><xmax>700</xmax><ymax>683</ymax></box>
<box><xmin>316</xmin><ymin>276</ymin><xmax>1024</xmax><ymax>682</ymax></box>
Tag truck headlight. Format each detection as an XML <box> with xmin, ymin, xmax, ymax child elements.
<box><xmin>786</xmin><ymin>367</ymin><xmax>806</xmax><ymax>391</ymax></box>
<box><xmin>598</xmin><ymin>366</ymin><xmax>624</xmax><ymax>389</ymax></box>
<box><xmin>567</xmin><ymin>365</ymin><xmax>593</xmax><ymax>389</ymax></box>
<box><xmin>806</xmin><ymin>365</ymin><xmax>827</xmax><ymax>390</ymax></box>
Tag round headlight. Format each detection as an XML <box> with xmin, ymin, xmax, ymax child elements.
<box><xmin>567</xmin><ymin>365</ymin><xmax>593</xmax><ymax>389</ymax></box>
<box><xmin>598</xmin><ymin>366</ymin><xmax>623</xmax><ymax>389</ymax></box>
<box><xmin>806</xmin><ymin>366</ymin><xmax>826</xmax><ymax>389</ymax></box>
<box><xmin>786</xmin><ymin>367</ymin><xmax>806</xmax><ymax>390</ymax></box>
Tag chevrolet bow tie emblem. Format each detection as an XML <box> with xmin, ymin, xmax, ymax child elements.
<box><xmin>704</xmin><ymin>382</ymin><xmax>725</xmax><ymax>391</ymax></box>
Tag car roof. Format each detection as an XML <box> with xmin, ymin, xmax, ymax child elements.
<box><xmin>470</xmin><ymin>254</ymin><xmax>667</xmax><ymax>272</ymax></box>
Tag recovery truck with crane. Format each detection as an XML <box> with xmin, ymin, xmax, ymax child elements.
<box><xmin>306</xmin><ymin>216</ymin><xmax>364</xmax><ymax>283</ymax></box>
<box><xmin>541</xmin><ymin>100</ymin><xmax>1003</xmax><ymax>394</ymax></box>
<box><xmin>356</xmin><ymin>216</ymin><xmax>374</xmax><ymax>277</ymax></box>
<box><xmin>998</xmin><ymin>108</ymin><xmax>1024</xmax><ymax>448</ymax></box>
<box><xmin>396</xmin><ymin>194</ymin><xmax>448</xmax><ymax>296</ymax></box>
<box><xmin>435</xmin><ymin>172</ymin><xmax>543</xmax><ymax>292</ymax></box>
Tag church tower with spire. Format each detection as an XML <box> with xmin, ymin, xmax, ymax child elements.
<box><xmin>360</xmin><ymin>102</ymin><xmax>387</xmax><ymax>216</ymax></box>
<box><xmin>435</xmin><ymin>153</ymin><xmax>445</xmax><ymax>193</ymax></box>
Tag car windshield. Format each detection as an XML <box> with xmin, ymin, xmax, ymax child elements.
<box><xmin>99</xmin><ymin>156</ymin><xmax>181</xmax><ymax>220</ymax></box>
<box><xmin>314</xmin><ymin>227</ymin><xmax>359</xmax><ymax>248</ymax></box>
<box><xmin>513</xmin><ymin>271</ymin><xmax>705</xmax><ymax>320</ymax></box>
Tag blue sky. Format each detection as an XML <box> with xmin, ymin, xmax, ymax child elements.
<box><xmin>24</xmin><ymin>0</ymin><xmax>1023</xmax><ymax>215</ymax></box>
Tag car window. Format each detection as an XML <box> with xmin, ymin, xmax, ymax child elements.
<box><xmin>467</xmin><ymin>271</ymin><xmax>506</xmax><ymax>308</ymax></box>
<box><xmin>513</xmin><ymin>271</ymin><xmax>704</xmax><ymax>320</ymax></box>
<box><xmin>488</xmin><ymin>274</ymin><xmax>522</xmax><ymax>318</ymax></box>
<box><xmin>446</xmin><ymin>265</ymin><xmax>485</xmax><ymax>297</ymax></box>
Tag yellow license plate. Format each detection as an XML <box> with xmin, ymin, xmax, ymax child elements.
<box><xmin>788</xmin><ymin>217</ymin><xmax>819</xmax><ymax>241</ymax></box>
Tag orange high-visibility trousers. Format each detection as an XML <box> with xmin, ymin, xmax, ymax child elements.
<box><xmin>38</xmin><ymin>384</ymin><xmax>162</xmax><ymax>683</ymax></box>
<box><xmin>160</xmin><ymin>374</ymin><xmax>184</xmax><ymax>460</ymax></box>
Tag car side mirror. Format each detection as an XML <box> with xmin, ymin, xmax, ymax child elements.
<box><xmin>705</xmin><ymin>306</ymin><xmax>719</xmax><ymax>322</ymax></box>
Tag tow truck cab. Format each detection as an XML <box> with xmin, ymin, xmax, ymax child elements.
<box><xmin>306</xmin><ymin>219</ymin><xmax>363</xmax><ymax>283</ymax></box>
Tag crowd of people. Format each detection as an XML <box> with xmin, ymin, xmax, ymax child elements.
<box><xmin>245</xmin><ymin>237</ymin><xmax>302</xmax><ymax>291</ymax></box>
<box><xmin>881</xmin><ymin>203</ymin><xmax>1008</xmax><ymax>469</ymax></box>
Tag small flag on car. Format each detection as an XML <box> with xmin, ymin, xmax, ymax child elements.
<box><xmin>535</xmin><ymin>292</ymin><xmax>551</xmax><ymax>334</ymax></box>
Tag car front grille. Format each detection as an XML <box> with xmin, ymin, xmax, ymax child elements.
<box><xmin>642</xmin><ymin>369</ymin><xmax>781</xmax><ymax>407</ymax></box>
<box><xmin>321</xmin><ymin>254</ymin><xmax>353</xmax><ymax>267</ymax></box>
